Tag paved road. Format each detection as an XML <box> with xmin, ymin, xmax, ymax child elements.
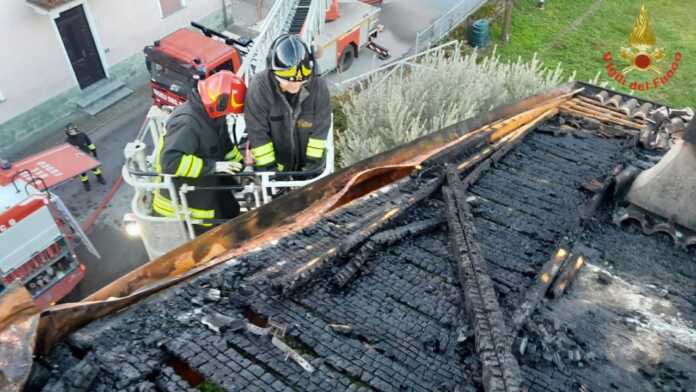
<box><xmin>52</xmin><ymin>0</ymin><xmax>470</xmax><ymax>301</ymax></box>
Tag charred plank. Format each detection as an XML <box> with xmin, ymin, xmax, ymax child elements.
<box><xmin>333</xmin><ymin>216</ymin><xmax>445</xmax><ymax>288</ymax></box>
<box><xmin>444</xmin><ymin>165</ymin><xmax>522</xmax><ymax>392</ymax></box>
<box><xmin>272</xmin><ymin>176</ymin><xmax>444</xmax><ymax>296</ymax></box>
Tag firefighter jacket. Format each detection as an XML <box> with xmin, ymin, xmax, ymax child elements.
<box><xmin>244</xmin><ymin>70</ymin><xmax>331</xmax><ymax>171</ymax></box>
<box><xmin>153</xmin><ymin>91</ymin><xmax>242</xmax><ymax>225</ymax></box>
<box><xmin>66</xmin><ymin>132</ymin><xmax>98</xmax><ymax>158</ymax></box>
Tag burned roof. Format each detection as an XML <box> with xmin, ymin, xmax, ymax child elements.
<box><xmin>26</xmin><ymin>85</ymin><xmax>696</xmax><ymax>391</ymax></box>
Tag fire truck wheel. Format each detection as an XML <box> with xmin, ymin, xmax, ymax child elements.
<box><xmin>338</xmin><ymin>45</ymin><xmax>355</xmax><ymax>73</ymax></box>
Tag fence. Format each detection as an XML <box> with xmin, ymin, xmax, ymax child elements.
<box><xmin>414</xmin><ymin>0</ymin><xmax>489</xmax><ymax>53</ymax></box>
<box><xmin>334</xmin><ymin>40</ymin><xmax>463</xmax><ymax>90</ymax></box>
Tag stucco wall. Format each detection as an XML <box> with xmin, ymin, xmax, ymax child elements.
<box><xmin>0</xmin><ymin>3</ymin><xmax>75</xmax><ymax>124</ymax></box>
<box><xmin>88</xmin><ymin>0</ymin><xmax>221</xmax><ymax>73</ymax></box>
<box><xmin>0</xmin><ymin>0</ymin><xmax>222</xmax><ymax>124</ymax></box>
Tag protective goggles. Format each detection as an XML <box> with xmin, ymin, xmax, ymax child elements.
<box><xmin>273</xmin><ymin>64</ymin><xmax>313</xmax><ymax>81</ymax></box>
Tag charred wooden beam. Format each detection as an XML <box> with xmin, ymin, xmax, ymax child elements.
<box><xmin>549</xmin><ymin>251</ymin><xmax>588</xmax><ymax>298</ymax></box>
<box><xmin>427</xmin><ymin>95</ymin><xmax>571</xmax><ymax>168</ymax></box>
<box><xmin>337</xmin><ymin>175</ymin><xmax>444</xmax><ymax>258</ymax></box>
<box><xmin>443</xmin><ymin>165</ymin><xmax>522</xmax><ymax>392</ymax></box>
<box><xmin>458</xmin><ymin>108</ymin><xmax>557</xmax><ymax>186</ymax></box>
<box><xmin>272</xmin><ymin>175</ymin><xmax>444</xmax><ymax>296</ymax></box>
<box><xmin>509</xmin><ymin>242</ymin><xmax>571</xmax><ymax>338</ymax></box>
<box><xmin>575</xmin><ymin>96</ymin><xmax>646</xmax><ymax>123</ymax></box>
<box><xmin>333</xmin><ymin>216</ymin><xmax>445</xmax><ymax>287</ymax></box>
<box><xmin>560</xmin><ymin>105</ymin><xmax>644</xmax><ymax>130</ymax></box>
<box><xmin>572</xmin><ymin>101</ymin><xmax>645</xmax><ymax>126</ymax></box>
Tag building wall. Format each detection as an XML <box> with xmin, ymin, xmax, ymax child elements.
<box><xmin>0</xmin><ymin>0</ymin><xmax>221</xmax><ymax>125</ymax></box>
<box><xmin>87</xmin><ymin>0</ymin><xmax>221</xmax><ymax>77</ymax></box>
<box><xmin>0</xmin><ymin>3</ymin><xmax>75</xmax><ymax>124</ymax></box>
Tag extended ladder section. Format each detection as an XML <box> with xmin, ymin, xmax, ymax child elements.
<box><xmin>237</xmin><ymin>0</ymin><xmax>331</xmax><ymax>80</ymax></box>
<box><xmin>289</xmin><ymin>0</ymin><xmax>312</xmax><ymax>34</ymax></box>
<box><xmin>236</xmin><ymin>0</ymin><xmax>299</xmax><ymax>79</ymax></box>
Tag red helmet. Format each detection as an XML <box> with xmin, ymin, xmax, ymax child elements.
<box><xmin>197</xmin><ymin>71</ymin><xmax>246</xmax><ymax>118</ymax></box>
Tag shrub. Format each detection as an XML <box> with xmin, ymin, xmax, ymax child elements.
<box><xmin>336</xmin><ymin>46</ymin><xmax>564</xmax><ymax>166</ymax></box>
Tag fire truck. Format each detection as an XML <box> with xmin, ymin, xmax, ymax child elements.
<box><xmin>0</xmin><ymin>144</ymin><xmax>100</xmax><ymax>309</ymax></box>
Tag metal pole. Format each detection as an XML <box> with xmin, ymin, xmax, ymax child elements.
<box><xmin>221</xmin><ymin>0</ymin><xmax>229</xmax><ymax>28</ymax></box>
<box><xmin>502</xmin><ymin>0</ymin><xmax>513</xmax><ymax>43</ymax></box>
<box><xmin>257</xmin><ymin>0</ymin><xmax>264</xmax><ymax>23</ymax></box>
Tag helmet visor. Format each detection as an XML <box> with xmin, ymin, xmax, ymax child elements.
<box><xmin>273</xmin><ymin>64</ymin><xmax>313</xmax><ymax>81</ymax></box>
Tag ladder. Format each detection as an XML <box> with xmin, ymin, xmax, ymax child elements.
<box><xmin>289</xmin><ymin>0</ymin><xmax>311</xmax><ymax>34</ymax></box>
<box><xmin>237</xmin><ymin>0</ymin><xmax>331</xmax><ymax>81</ymax></box>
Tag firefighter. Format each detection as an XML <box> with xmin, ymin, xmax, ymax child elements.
<box><xmin>244</xmin><ymin>34</ymin><xmax>331</xmax><ymax>173</ymax></box>
<box><xmin>153</xmin><ymin>70</ymin><xmax>246</xmax><ymax>235</ymax></box>
<box><xmin>64</xmin><ymin>123</ymin><xmax>105</xmax><ymax>191</ymax></box>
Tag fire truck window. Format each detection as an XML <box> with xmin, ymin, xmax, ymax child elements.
<box><xmin>152</xmin><ymin>63</ymin><xmax>164</xmax><ymax>77</ymax></box>
<box><xmin>158</xmin><ymin>0</ymin><xmax>186</xmax><ymax>18</ymax></box>
<box><xmin>214</xmin><ymin>61</ymin><xmax>234</xmax><ymax>73</ymax></box>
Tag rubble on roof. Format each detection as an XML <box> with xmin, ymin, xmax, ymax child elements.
<box><xmin>24</xmin><ymin>86</ymin><xmax>696</xmax><ymax>392</ymax></box>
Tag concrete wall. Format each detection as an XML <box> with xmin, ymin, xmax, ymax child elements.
<box><xmin>0</xmin><ymin>0</ymin><xmax>222</xmax><ymax>125</ymax></box>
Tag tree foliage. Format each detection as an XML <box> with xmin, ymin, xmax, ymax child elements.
<box><xmin>336</xmin><ymin>48</ymin><xmax>564</xmax><ymax>166</ymax></box>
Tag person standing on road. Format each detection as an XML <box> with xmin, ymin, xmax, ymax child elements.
<box><xmin>64</xmin><ymin>123</ymin><xmax>105</xmax><ymax>191</ymax></box>
<box><xmin>153</xmin><ymin>70</ymin><xmax>246</xmax><ymax>235</ymax></box>
<box><xmin>244</xmin><ymin>34</ymin><xmax>332</xmax><ymax>173</ymax></box>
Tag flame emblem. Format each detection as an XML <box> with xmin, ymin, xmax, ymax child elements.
<box><xmin>619</xmin><ymin>4</ymin><xmax>665</xmax><ymax>75</ymax></box>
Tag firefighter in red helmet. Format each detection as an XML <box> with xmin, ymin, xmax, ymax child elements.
<box><xmin>153</xmin><ymin>70</ymin><xmax>246</xmax><ymax>235</ymax></box>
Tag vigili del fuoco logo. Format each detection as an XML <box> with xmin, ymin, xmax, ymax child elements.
<box><xmin>603</xmin><ymin>4</ymin><xmax>682</xmax><ymax>91</ymax></box>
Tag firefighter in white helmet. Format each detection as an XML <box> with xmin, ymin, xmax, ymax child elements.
<box><xmin>244</xmin><ymin>34</ymin><xmax>331</xmax><ymax>173</ymax></box>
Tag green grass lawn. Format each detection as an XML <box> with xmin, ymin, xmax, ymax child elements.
<box><xmin>463</xmin><ymin>0</ymin><xmax>695</xmax><ymax>107</ymax></box>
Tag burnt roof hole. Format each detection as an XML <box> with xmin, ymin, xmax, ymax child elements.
<box><xmin>64</xmin><ymin>340</ymin><xmax>88</xmax><ymax>361</ymax></box>
<box><xmin>166</xmin><ymin>358</ymin><xmax>205</xmax><ymax>387</ymax></box>
<box><xmin>241</xmin><ymin>305</ymin><xmax>269</xmax><ymax>328</ymax></box>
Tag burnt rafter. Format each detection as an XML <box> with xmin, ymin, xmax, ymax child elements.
<box><xmin>270</xmin><ymin>174</ymin><xmax>445</xmax><ymax>296</ymax></box>
<box><xmin>443</xmin><ymin>165</ymin><xmax>523</xmax><ymax>392</ymax></box>
<box><xmin>333</xmin><ymin>216</ymin><xmax>445</xmax><ymax>288</ymax></box>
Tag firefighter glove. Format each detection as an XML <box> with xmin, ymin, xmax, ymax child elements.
<box><xmin>215</xmin><ymin>161</ymin><xmax>243</xmax><ymax>174</ymax></box>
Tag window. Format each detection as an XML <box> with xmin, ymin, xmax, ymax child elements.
<box><xmin>158</xmin><ymin>0</ymin><xmax>186</xmax><ymax>18</ymax></box>
<box><xmin>213</xmin><ymin>61</ymin><xmax>234</xmax><ymax>74</ymax></box>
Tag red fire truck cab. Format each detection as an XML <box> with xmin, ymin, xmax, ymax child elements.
<box><xmin>144</xmin><ymin>25</ymin><xmax>246</xmax><ymax>108</ymax></box>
